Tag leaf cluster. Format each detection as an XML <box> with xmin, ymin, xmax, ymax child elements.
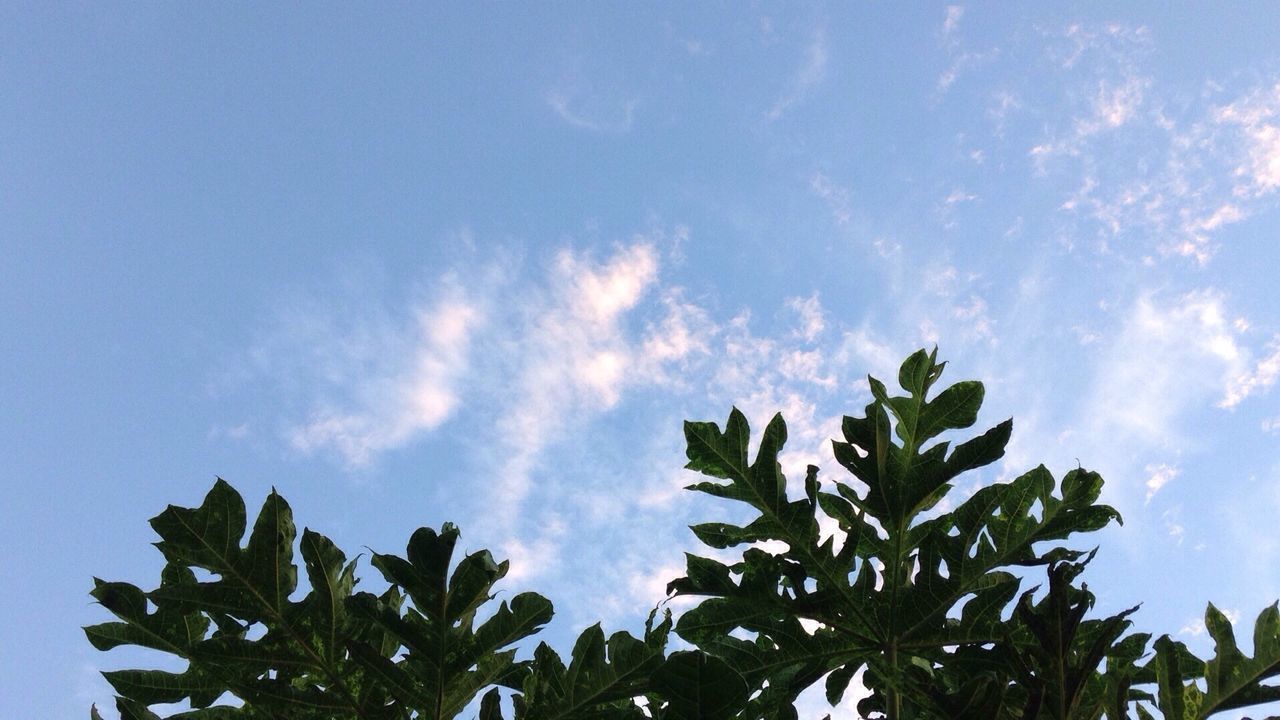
<box><xmin>88</xmin><ymin>349</ymin><xmax>1280</xmax><ymax>719</ymax></box>
<box><xmin>86</xmin><ymin>481</ymin><xmax>738</xmax><ymax>720</ymax></box>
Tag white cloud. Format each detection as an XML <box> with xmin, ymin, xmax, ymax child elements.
<box><xmin>490</xmin><ymin>243</ymin><xmax>663</xmax><ymax>521</ymax></box>
<box><xmin>639</xmin><ymin>291</ymin><xmax>713</xmax><ymax>372</ymax></box>
<box><xmin>951</xmin><ymin>295</ymin><xmax>995</xmax><ymax>342</ymax></box>
<box><xmin>939</xmin><ymin>188</ymin><xmax>979</xmax><ymax>227</ymax></box>
<box><xmin>1215</xmin><ymin>83</ymin><xmax>1280</xmax><ymax>195</ymax></box>
<box><xmin>923</xmin><ymin>264</ymin><xmax>960</xmax><ymax>296</ymax></box>
<box><xmin>626</xmin><ymin>561</ymin><xmax>692</xmax><ymax>611</ymax></box>
<box><xmin>1144</xmin><ymin>462</ymin><xmax>1178</xmax><ymax>502</ymax></box>
<box><xmin>1087</xmin><ymin>290</ymin><xmax>1246</xmax><ymax>447</ymax></box>
<box><xmin>987</xmin><ymin>91</ymin><xmax>1021</xmax><ymax>133</ymax></box>
<box><xmin>285</xmin><ymin>287</ymin><xmax>481</xmax><ymax>467</ymax></box>
<box><xmin>1031</xmin><ymin>74</ymin><xmax>1148</xmax><ymax>168</ymax></box>
<box><xmin>937</xmin><ymin>54</ymin><xmax>970</xmax><ymax>93</ymax></box>
<box><xmin>1193</xmin><ymin>203</ymin><xmax>1244</xmax><ymax>232</ymax></box>
<box><xmin>1034</xmin><ymin>70</ymin><xmax>1280</xmax><ymax>264</ymax></box>
<box><xmin>934</xmin><ymin>6</ymin><xmax>998</xmax><ymax>94</ymax></box>
<box><xmin>1051</xmin><ymin>22</ymin><xmax>1151</xmax><ymax>71</ymax></box>
<box><xmin>207</xmin><ymin>422</ymin><xmax>250</xmax><ymax>441</ymax></box>
<box><xmin>502</xmin><ymin>522</ymin><xmax>564</xmax><ymax>584</ymax></box>
<box><xmin>836</xmin><ymin>326</ymin><xmax>901</xmax><ymax>379</ymax></box>
<box><xmin>789</xmin><ymin>293</ymin><xmax>826</xmax><ymax>342</ymax></box>
<box><xmin>767</xmin><ymin>29</ymin><xmax>828</xmax><ymax>121</ymax></box>
<box><xmin>1091</xmin><ymin>76</ymin><xmax>1146</xmax><ymax>129</ymax></box>
<box><xmin>1062</xmin><ymin>289</ymin><xmax>1267</xmax><ymax>520</ymax></box>
<box><xmin>779</xmin><ymin>348</ymin><xmax>836</xmax><ymax>389</ymax></box>
<box><xmin>908</xmin><ymin>264</ymin><xmax>996</xmax><ymax>344</ymax></box>
<box><xmin>1221</xmin><ymin>339</ymin><xmax>1280</xmax><ymax>408</ymax></box>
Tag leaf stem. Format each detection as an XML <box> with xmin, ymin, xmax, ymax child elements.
<box><xmin>887</xmin><ymin>640</ymin><xmax>901</xmax><ymax>720</ymax></box>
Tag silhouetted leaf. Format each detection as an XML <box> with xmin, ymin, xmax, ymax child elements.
<box><xmin>650</xmin><ymin>651</ymin><xmax>748</xmax><ymax>720</ymax></box>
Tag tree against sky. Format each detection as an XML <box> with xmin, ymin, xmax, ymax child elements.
<box><xmin>88</xmin><ymin>350</ymin><xmax>1280</xmax><ymax>719</ymax></box>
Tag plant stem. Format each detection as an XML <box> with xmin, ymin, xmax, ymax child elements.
<box><xmin>887</xmin><ymin>639</ymin><xmax>901</xmax><ymax>720</ymax></box>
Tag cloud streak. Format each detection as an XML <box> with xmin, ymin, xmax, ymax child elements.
<box><xmin>767</xmin><ymin>29</ymin><xmax>828</xmax><ymax>121</ymax></box>
<box><xmin>547</xmin><ymin>91</ymin><xmax>639</xmax><ymax>134</ymax></box>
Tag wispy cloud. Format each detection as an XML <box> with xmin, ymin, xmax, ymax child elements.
<box><xmin>490</xmin><ymin>242</ymin><xmax>663</xmax><ymax>522</ymax></box>
<box><xmin>290</xmin><ymin>296</ymin><xmax>478</xmax><ymax>467</ymax></box>
<box><xmin>810</xmin><ymin>172</ymin><xmax>853</xmax><ymax>225</ymax></box>
<box><xmin>788</xmin><ymin>293</ymin><xmax>826</xmax><ymax>342</ymax></box>
<box><xmin>1214</xmin><ymin>83</ymin><xmax>1280</xmax><ymax>196</ymax></box>
<box><xmin>1086</xmin><ymin>290</ymin><xmax>1246</xmax><ymax>448</ymax></box>
<box><xmin>943</xmin><ymin>6</ymin><xmax>965</xmax><ymax>39</ymax></box>
<box><xmin>767</xmin><ymin>29</ymin><xmax>828</xmax><ymax>121</ymax></box>
<box><xmin>245</xmin><ymin>273</ymin><xmax>483</xmax><ymax>468</ymax></box>
<box><xmin>939</xmin><ymin>188</ymin><xmax>979</xmax><ymax>226</ymax></box>
<box><xmin>1053</xmin><ymin>288</ymin><xmax>1271</xmax><ymax>522</ymax></box>
<box><xmin>935</xmin><ymin>6</ymin><xmax>998</xmax><ymax>94</ymax></box>
<box><xmin>1027</xmin><ymin>31</ymin><xmax>1280</xmax><ymax>264</ymax></box>
<box><xmin>1028</xmin><ymin>23</ymin><xmax>1152</xmax><ymax>171</ymax></box>
<box><xmin>986</xmin><ymin>90</ymin><xmax>1021</xmax><ymax>136</ymax></box>
<box><xmin>1221</xmin><ymin>338</ymin><xmax>1280</xmax><ymax>408</ymax></box>
<box><xmin>1144</xmin><ymin>462</ymin><xmax>1179</xmax><ymax>502</ymax></box>
<box><xmin>1089</xmin><ymin>76</ymin><xmax>1147</xmax><ymax>130</ymax></box>
<box><xmin>547</xmin><ymin>90</ymin><xmax>639</xmax><ymax>134</ymax></box>
<box><xmin>1029</xmin><ymin>74</ymin><xmax>1148</xmax><ymax>169</ymax></box>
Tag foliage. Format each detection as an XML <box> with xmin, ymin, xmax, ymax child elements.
<box><xmin>88</xmin><ymin>349</ymin><xmax>1280</xmax><ymax>719</ymax></box>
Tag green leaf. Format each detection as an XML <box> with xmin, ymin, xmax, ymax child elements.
<box><xmin>150</xmin><ymin>479</ymin><xmax>247</xmax><ymax>572</ymax></box>
<box><xmin>1153</xmin><ymin>635</ymin><xmax>1205</xmax><ymax>720</ymax></box>
<box><xmin>471</xmin><ymin>592</ymin><xmax>555</xmax><ymax>671</ymax></box>
<box><xmin>649</xmin><ymin>651</ymin><xmax>748</xmax><ymax>720</ymax></box>
<box><xmin>365</xmin><ymin>522</ymin><xmax>549</xmax><ymax>718</ymax></box>
<box><xmin>675</xmin><ymin>349</ymin><xmax>1123</xmax><ymax>720</ymax></box>
<box><xmin>298</xmin><ymin>529</ymin><xmax>356</xmax><ymax>663</ymax></box>
<box><xmin>1200</xmin><ymin>603</ymin><xmax>1280</xmax><ymax>716</ymax></box>
<box><xmin>480</xmin><ymin>687</ymin><xmax>505</xmax><ymax>720</ymax></box>
<box><xmin>346</xmin><ymin>640</ymin><xmax>436</xmax><ymax>707</ymax></box>
<box><xmin>1150</xmin><ymin>605</ymin><xmax>1280</xmax><ymax>720</ymax></box>
<box><xmin>102</xmin><ymin>669</ymin><xmax>223</xmax><ymax>706</ymax></box>
<box><xmin>113</xmin><ymin>698</ymin><xmax>162</xmax><ymax>720</ymax></box>
<box><xmin>1001</xmin><ymin>556</ymin><xmax>1141</xmax><ymax>720</ymax></box>
<box><xmin>521</xmin><ymin>623</ymin><xmax>668</xmax><ymax>720</ymax></box>
<box><xmin>240</xmin><ymin>489</ymin><xmax>298</xmax><ymax>616</ymax></box>
<box><xmin>85</xmin><ymin>578</ymin><xmax>210</xmax><ymax>655</ymax></box>
<box><xmin>684</xmin><ymin>408</ymin><xmax>752</xmax><ymax>482</ymax></box>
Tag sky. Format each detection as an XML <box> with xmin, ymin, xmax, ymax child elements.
<box><xmin>3</xmin><ymin>3</ymin><xmax>1280</xmax><ymax>718</ymax></box>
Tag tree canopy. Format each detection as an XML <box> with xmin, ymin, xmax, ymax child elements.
<box><xmin>88</xmin><ymin>349</ymin><xmax>1280</xmax><ymax>719</ymax></box>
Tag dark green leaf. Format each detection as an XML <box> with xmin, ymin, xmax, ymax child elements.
<box><xmin>650</xmin><ymin>651</ymin><xmax>748</xmax><ymax>720</ymax></box>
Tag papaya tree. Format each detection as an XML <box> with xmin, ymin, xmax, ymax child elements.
<box><xmin>87</xmin><ymin>349</ymin><xmax>1280</xmax><ymax>719</ymax></box>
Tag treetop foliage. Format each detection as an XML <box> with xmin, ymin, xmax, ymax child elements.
<box><xmin>88</xmin><ymin>348</ymin><xmax>1280</xmax><ymax>719</ymax></box>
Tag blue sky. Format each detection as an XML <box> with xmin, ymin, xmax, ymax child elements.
<box><xmin>4</xmin><ymin>4</ymin><xmax>1280</xmax><ymax>718</ymax></box>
